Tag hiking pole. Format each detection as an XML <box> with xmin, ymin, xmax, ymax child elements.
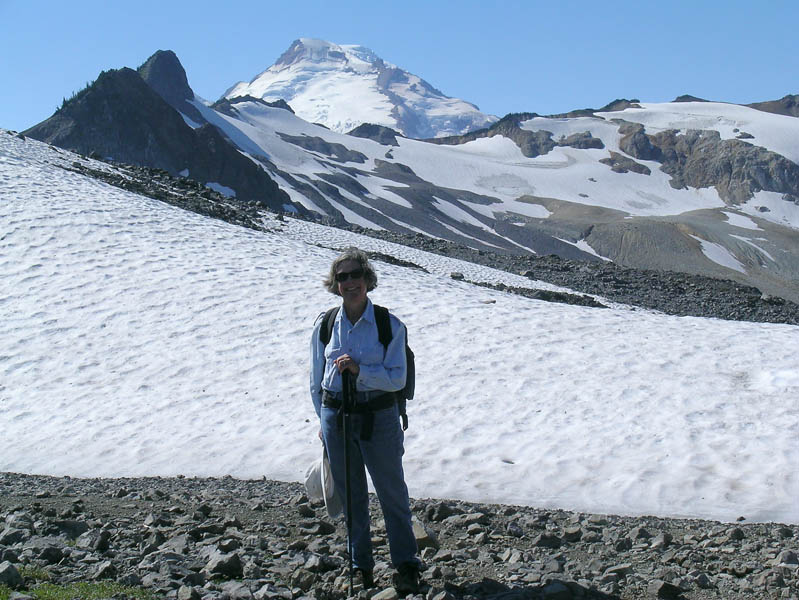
<box><xmin>341</xmin><ymin>369</ymin><xmax>355</xmax><ymax>595</ymax></box>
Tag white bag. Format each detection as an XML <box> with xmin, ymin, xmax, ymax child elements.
<box><xmin>304</xmin><ymin>446</ymin><xmax>343</xmax><ymax>519</ymax></box>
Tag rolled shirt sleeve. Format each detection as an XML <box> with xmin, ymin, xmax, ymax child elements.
<box><xmin>356</xmin><ymin>317</ymin><xmax>406</xmax><ymax>392</ymax></box>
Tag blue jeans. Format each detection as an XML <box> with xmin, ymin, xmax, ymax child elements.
<box><xmin>320</xmin><ymin>401</ymin><xmax>418</xmax><ymax>571</ymax></box>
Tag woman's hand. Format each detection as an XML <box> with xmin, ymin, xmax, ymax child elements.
<box><xmin>334</xmin><ymin>354</ymin><xmax>360</xmax><ymax>376</ymax></box>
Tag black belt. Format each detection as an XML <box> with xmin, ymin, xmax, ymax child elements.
<box><xmin>322</xmin><ymin>390</ymin><xmax>397</xmax><ymax>441</ymax></box>
<box><xmin>322</xmin><ymin>390</ymin><xmax>397</xmax><ymax>411</ymax></box>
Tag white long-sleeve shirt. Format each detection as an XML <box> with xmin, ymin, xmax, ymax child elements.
<box><xmin>310</xmin><ymin>299</ymin><xmax>407</xmax><ymax>417</ymax></box>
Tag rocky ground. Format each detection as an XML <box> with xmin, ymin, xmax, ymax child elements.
<box><xmin>0</xmin><ymin>474</ymin><xmax>796</xmax><ymax>600</ymax></box>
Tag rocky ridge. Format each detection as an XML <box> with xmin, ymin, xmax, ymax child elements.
<box><xmin>22</xmin><ymin>59</ymin><xmax>293</xmax><ymax>214</ymax></box>
<box><xmin>1</xmin><ymin>473</ymin><xmax>796</xmax><ymax>600</ymax></box>
<box><xmin>56</xmin><ymin>156</ymin><xmax>272</xmax><ymax>232</ymax></box>
<box><xmin>616</xmin><ymin>122</ymin><xmax>799</xmax><ymax>204</ymax></box>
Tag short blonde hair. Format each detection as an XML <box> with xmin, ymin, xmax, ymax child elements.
<box><xmin>323</xmin><ymin>247</ymin><xmax>378</xmax><ymax>296</ymax></box>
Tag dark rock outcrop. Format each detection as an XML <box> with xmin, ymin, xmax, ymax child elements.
<box><xmin>424</xmin><ymin>113</ymin><xmax>554</xmax><ymax>158</ymax></box>
<box><xmin>599</xmin><ymin>151</ymin><xmax>651</xmax><ymax>175</ymax></box>
<box><xmin>557</xmin><ymin>131</ymin><xmax>605</xmax><ymax>150</ymax></box>
<box><xmin>650</xmin><ymin>129</ymin><xmax>799</xmax><ymax>204</ymax></box>
<box><xmin>617</xmin><ymin>122</ymin><xmax>663</xmax><ymax>161</ymax></box>
<box><xmin>211</xmin><ymin>95</ymin><xmax>294</xmax><ymax>117</ymax></box>
<box><xmin>674</xmin><ymin>95</ymin><xmax>710</xmax><ymax>103</ymax></box>
<box><xmin>547</xmin><ymin>98</ymin><xmax>642</xmax><ymax>118</ymax></box>
<box><xmin>276</xmin><ymin>133</ymin><xmax>368</xmax><ymax>163</ymax></box>
<box><xmin>427</xmin><ymin>115</ymin><xmax>605</xmax><ymax>158</ymax></box>
<box><xmin>616</xmin><ymin>122</ymin><xmax>799</xmax><ymax>204</ymax></box>
<box><xmin>347</xmin><ymin>123</ymin><xmax>402</xmax><ymax>146</ymax></box>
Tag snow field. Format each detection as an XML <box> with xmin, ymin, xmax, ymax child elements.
<box><xmin>1</xmin><ymin>133</ymin><xmax>798</xmax><ymax>524</ymax></box>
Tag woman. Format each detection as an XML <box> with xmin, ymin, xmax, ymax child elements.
<box><xmin>309</xmin><ymin>247</ymin><xmax>420</xmax><ymax>593</ymax></box>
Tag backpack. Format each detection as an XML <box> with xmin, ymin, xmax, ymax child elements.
<box><xmin>319</xmin><ymin>304</ymin><xmax>415</xmax><ymax>429</ymax></box>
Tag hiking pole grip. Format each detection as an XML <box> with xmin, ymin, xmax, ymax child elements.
<box><xmin>341</xmin><ymin>370</ymin><xmax>355</xmax><ymax>593</ymax></box>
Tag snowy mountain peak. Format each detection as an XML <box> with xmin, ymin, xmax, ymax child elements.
<box><xmin>273</xmin><ymin>38</ymin><xmax>383</xmax><ymax>73</ymax></box>
<box><xmin>224</xmin><ymin>38</ymin><xmax>498</xmax><ymax>138</ymax></box>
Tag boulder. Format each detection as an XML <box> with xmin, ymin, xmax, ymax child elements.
<box><xmin>0</xmin><ymin>561</ymin><xmax>23</xmax><ymax>589</ymax></box>
<box><xmin>0</xmin><ymin>528</ymin><xmax>29</xmax><ymax>546</ymax></box>
<box><xmin>289</xmin><ymin>568</ymin><xmax>316</xmax><ymax>592</ymax></box>
<box><xmin>531</xmin><ymin>533</ymin><xmax>562</xmax><ymax>549</ymax></box>
<box><xmin>648</xmin><ymin>579</ymin><xmax>682</xmax><ymax>599</ymax></box>
<box><xmin>203</xmin><ymin>551</ymin><xmax>242</xmax><ymax>579</ymax></box>
<box><xmin>93</xmin><ymin>560</ymin><xmax>117</xmax><ymax>580</ymax></box>
<box><xmin>412</xmin><ymin>517</ymin><xmax>439</xmax><ymax>550</ymax></box>
<box><xmin>76</xmin><ymin>529</ymin><xmax>111</xmax><ymax>553</ymax></box>
<box><xmin>53</xmin><ymin>520</ymin><xmax>89</xmax><ymax>539</ymax></box>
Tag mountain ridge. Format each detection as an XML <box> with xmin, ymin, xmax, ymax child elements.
<box><xmin>23</xmin><ymin>62</ymin><xmax>293</xmax><ymax>213</ymax></box>
<box><xmin>20</xmin><ymin>48</ymin><xmax>799</xmax><ymax>302</ymax></box>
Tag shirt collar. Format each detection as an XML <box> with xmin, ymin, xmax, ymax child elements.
<box><xmin>338</xmin><ymin>298</ymin><xmax>374</xmax><ymax>326</ymax></box>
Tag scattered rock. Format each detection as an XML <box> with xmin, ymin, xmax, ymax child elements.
<box><xmin>412</xmin><ymin>517</ymin><xmax>439</xmax><ymax>550</ymax></box>
<box><xmin>93</xmin><ymin>560</ymin><xmax>117</xmax><ymax>580</ymax></box>
<box><xmin>204</xmin><ymin>550</ymin><xmax>243</xmax><ymax>579</ymax></box>
<box><xmin>0</xmin><ymin>528</ymin><xmax>29</xmax><ymax>546</ymax></box>
<box><xmin>648</xmin><ymin>579</ymin><xmax>683</xmax><ymax>598</ymax></box>
<box><xmin>373</xmin><ymin>587</ymin><xmax>399</xmax><ymax>600</ymax></box>
<box><xmin>76</xmin><ymin>528</ymin><xmax>111</xmax><ymax>552</ymax></box>
<box><xmin>532</xmin><ymin>533</ymin><xmax>562</xmax><ymax>549</ymax></box>
<box><xmin>0</xmin><ymin>561</ymin><xmax>22</xmax><ymax>589</ymax></box>
<box><xmin>0</xmin><ymin>472</ymin><xmax>796</xmax><ymax>600</ymax></box>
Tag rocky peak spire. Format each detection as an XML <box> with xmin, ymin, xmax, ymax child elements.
<box><xmin>137</xmin><ymin>50</ymin><xmax>194</xmax><ymax>109</ymax></box>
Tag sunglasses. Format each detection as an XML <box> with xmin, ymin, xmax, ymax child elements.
<box><xmin>335</xmin><ymin>268</ymin><xmax>365</xmax><ymax>283</ymax></box>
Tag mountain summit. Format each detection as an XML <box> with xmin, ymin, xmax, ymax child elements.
<box><xmin>224</xmin><ymin>38</ymin><xmax>498</xmax><ymax>138</ymax></box>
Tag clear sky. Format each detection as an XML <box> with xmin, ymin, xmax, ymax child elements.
<box><xmin>1</xmin><ymin>0</ymin><xmax>797</xmax><ymax>133</ymax></box>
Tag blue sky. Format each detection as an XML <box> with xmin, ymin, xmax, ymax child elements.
<box><xmin>1</xmin><ymin>0</ymin><xmax>797</xmax><ymax>132</ymax></box>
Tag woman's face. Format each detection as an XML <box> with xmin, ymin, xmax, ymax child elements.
<box><xmin>335</xmin><ymin>259</ymin><xmax>367</xmax><ymax>305</ymax></box>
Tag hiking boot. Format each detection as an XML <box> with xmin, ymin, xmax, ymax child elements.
<box><xmin>356</xmin><ymin>568</ymin><xmax>375</xmax><ymax>589</ymax></box>
<box><xmin>392</xmin><ymin>562</ymin><xmax>420</xmax><ymax>595</ymax></box>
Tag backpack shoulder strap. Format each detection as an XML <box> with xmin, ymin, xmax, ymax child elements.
<box><xmin>372</xmin><ymin>304</ymin><xmax>393</xmax><ymax>350</ymax></box>
<box><xmin>319</xmin><ymin>307</ymin><xmax>339</xmax><ymax>346</ymax></box>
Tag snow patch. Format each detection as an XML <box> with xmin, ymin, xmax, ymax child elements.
<box><xmin>730</xmin><ymin>235</ymin><xmax>775</xmax><ymax>262</ymax></box>
<box><xmin>179</xmin><ymin>112</ymin><xmax>203</xmax><ymax>129</ymax></box>
<box><xmin>558</xmin><ymin>238</ymin><xmax>612</xmax><ymax>261</ymax></box>
<box><xmin>205</xmin><ymin>182</ymin><xmax>236</xmax><ymax>198</ymax></box>
<box><xmin>432</xmin><ymin>196</ymin><xmax>489</xmax><ymax>230</ymax></box>
<box><xmin>690</xmin><ymin>235</ymin><xmax>746</xmax><ymax>273</ymax></box>
<box><xmin>723</xmin><ymin>211</ymin><xmax>761</xmax><ymax>230</ymax></box>
<box><xmin>740</xmin><ymin>191</ymin><xmax>799</xmax><ymax>231</ymax></box>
